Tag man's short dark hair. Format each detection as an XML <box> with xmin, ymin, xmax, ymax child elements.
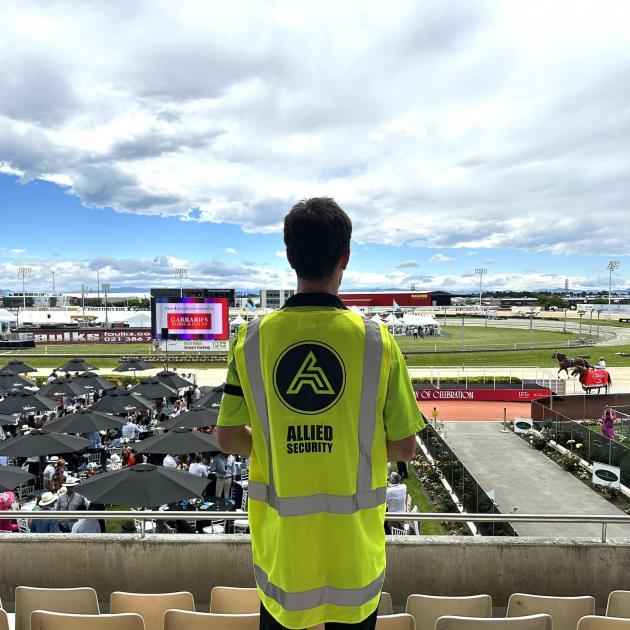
<box><xmin>283</xmin><ymin>197</ymin><xmax>352</xmax><ymax>280</ymax></box>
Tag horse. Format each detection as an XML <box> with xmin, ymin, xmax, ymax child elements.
<box><xmin>551</xmin><ymin>351</ymin><xmax>591</xmax><ymax>376</ymax></box>
<box><xmin>570</xmin><ymin>365</ymin><xmax>612</xmax><ymax>394</ymax></box>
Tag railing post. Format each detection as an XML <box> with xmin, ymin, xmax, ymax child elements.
<box><xmin>140</xmin><ymin>518</ymin><xmax>146</xmax><ymax>539</ymax></box>
<box><xmin>602</xmin><ymin>523</ymin><xmax>608</xmax><ymax>543</ymax></box>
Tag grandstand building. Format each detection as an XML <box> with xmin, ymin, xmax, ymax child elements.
<box><xmin>338</xmin><ymin>290</ymin><xmax>453</xmax><ymax>308</ymax></box>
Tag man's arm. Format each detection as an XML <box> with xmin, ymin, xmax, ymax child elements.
<box><xmin>383</xmin><ymin>329</ymin><xmax>425</xmax><ymax>461</ymax></box>
<box><xmin>217</xmin><ymin>426</ymin><xmax>252</xmax><ymax>456</ymax></box>
<box><xmin>387</xmin><ymin>435</ymin><xmax>417</xmax><ymax>462</ymax></box>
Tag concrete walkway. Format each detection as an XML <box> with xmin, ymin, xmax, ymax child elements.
<box><xmin>441</xmin><ymin>421</ymin><xmax>630</xmax><ymax>537</ymax></box>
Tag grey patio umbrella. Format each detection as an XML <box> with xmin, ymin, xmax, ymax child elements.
<box><xmin>160</xmin><ymin>406</ymin><xmax>218</xmax><ymax>430</ymax></box>
<box><xmin>75</xmin><ymin>463</ymin><xmax>209</xmax><ymax>507</ymax></box>
<box><xmin>44</xmin><ymin>408</ymin><xmax>126</xmax><ymax>433</ymax></box>
<box><xmin>154</xmin><ymin>370</ymin><xmax>192</xmax><ymax>390</ymax></box>
<box><xmin>0</xmin><ymin>372</ymin><xmax>34</xmax><ymax>393</ymax></box>
<box><xmin>113</xmin><ymin>359</ymin><xmax>153</xmax><ymax>373</ymax></box>
<box><xmin>0</xmin><ymin>465</ymin><xmax>36</xmax><ymax>492</ymax></box>
<box><xmin>70</xmin><ymin>372</ymin><xmax>116</xmax><ymax>391</ymax></box>
<box><xmin>135</xmin><ymin>427</ymin><xmax>220</xmax><ymax>455</ymax></box>
<box><xmin>91</xmin><ymin>390</ymin><xmax>153</xmax><ymax>414</ymax></box>
<box><xmin>38</xmin><ymin>379</ymin><xmax>90</xmax><ymax>399</ymax></box>
<box><xmin>0</xmin><ymin>429</ymin><xmax>93</xmax><ymax>457</ymax></box>
<box><xmin>56</xmin><ymin>357</ymin><xmax>98</xmax><ymax>372</ymax></box>
<box><xmin>0</xmin><ymin>391</ymin><xmax>57</xmax><ymax>415</ymax></box>
<box><xmin>130</xmin><ymin>379</ymin><xmax>179</xmax><ymax>400</ymax></box>
<box><xmin>196</xmin><ymin>385</ymin><xmax>223</xmax><ymax>409</ymax></box>
<box><xmin>0</xmin><ymin>360</ymin><xmax>38</xmax><ymax>375</ymax></box>
<box><xmin>0</xmin><ymin>413</ymin><xmax>20</xmax><ymax>425</ymax></box>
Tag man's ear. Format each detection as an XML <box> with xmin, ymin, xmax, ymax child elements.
<box><xmin>340</xmin><ymin>248</ymin><xmax>350</xmax><ymax>270</ymax></box>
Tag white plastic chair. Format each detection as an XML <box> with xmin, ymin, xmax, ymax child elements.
<box><xmin>233</xmin><ymin>491</ymin><xmax>249</xmax><ymax>533</ymax></box>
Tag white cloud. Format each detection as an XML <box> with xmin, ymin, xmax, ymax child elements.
<box><xmin>225</xmin><ymin>247</ymin><xmax>237</xmax><ymax>255</ymax></box>
<box><xmin>429</xmin><ymin>254</ymin><xmax>454</xmax><ymax>263</ymax></box>
<box><xmin>275</xmin><ymin>250</ymin><xmax>286</xmax><ymax>258</ymax></box>
<box><xmin>10</xmin><ymin>248</ymin><xmax>26</xmax><ymax>253</ymax></box>
<box><xmin>0</xmin><ymin>254</ymin><xmax>626</xmax><ymax>293</ymax></box>
<box><xmin>0</xmin><ymin>2</ymin><xmax>629</xmax><ymax>255</ymax></box>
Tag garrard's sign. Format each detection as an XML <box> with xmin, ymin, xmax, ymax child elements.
<box><xmin>31</xmin><ymin>328</ymin><xmax>152</xmax><ymax>344</ymax></box>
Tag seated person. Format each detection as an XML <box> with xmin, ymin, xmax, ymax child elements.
<box><xmin>385</xmin><ymin>472</ymin><xmax>408</xmax><ymax>533</ymax></box>
<box><xmin>30</xmin><ymin>492</ymin><xmax>60</xmax><ymax>533</ymax></box>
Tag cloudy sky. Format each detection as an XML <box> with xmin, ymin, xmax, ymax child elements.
<box><xmin>0</xmin><ymin>0</ymin><xmax>629</xmax><ymax>293</ymax></box>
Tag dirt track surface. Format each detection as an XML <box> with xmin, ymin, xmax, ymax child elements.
<box><xmin>418</xmin><ymin>400</ymin><xmax>531</xmax><ymax>421</ymax></box>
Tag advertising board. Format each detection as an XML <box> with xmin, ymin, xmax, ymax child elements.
<box><xmin>151</xmin><ymin>296</ymin><xmax>229</xmax><ymax>352</ymax></box>
<box><xmin>31</xmin><ymin>328</ymin><xmax>152</xmax><ymax>344</ymax></box>
<box><xmin>414</xmin><ymin>388</ymin><xmax>551</xmax><ymax>402</ymax></box>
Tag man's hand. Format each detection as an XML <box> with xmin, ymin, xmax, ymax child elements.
<box><xmin>217</xmin><ymin>425</ymin><xmax>252</xmax><ymax>455</ymax></box>
<box><xmin>387</xmin><ymin>435</ymin><xmax>417</xmax><ymax>462</ymax></box>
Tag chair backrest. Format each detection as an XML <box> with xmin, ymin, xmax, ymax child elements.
<box><xmin>0</xmin><ymin>609</ymin><xmax>9</xmax><ymax>630</ymax></box>
<box><xmin>378</xmin><ymin>592</ymin><xmax>394</xmax><ymax>616</ymax></box>
<box><xmin>17</xmin><ymin>518</ymin><xmax>30</xmax><ymax>533</ymax></box>
<box><xmin>376</xmin><ymin>614</ymin><xmax>415</xmax><ymax>630</ymax></box>
<box><xmin>241</xmin><ymin>491</ymin><xmax>248</xmax><ymax>512</ymax></box>
<box><xmin>240</xmin><ymin>469</ymin><xmax>248</xmax><ymax>483</ymax></box>
<box><xmin>607</xmin><ymin>592</ymin><xmax>630</xmax><ymax>618</ymax></box>
<box><xmin>391</xmin><ymin>527</ymin><xmax>407</xmax><ymax>536</ymax></box>
<box><xmin>580</xmin><ymin>616</ymin><xmax>630</xmax><ymax>630</ymax></box>
<box><xmin>507</xmin><ymin>593</ymin><xmax>595</xmax><ymax>630</ymax></box>
<box><xmin>210</xmin><ymin>587</ymin><xmax>260</xmax><ymax>614</ymax></box>
<box><xmin>406</xmin><ymin>594</ymin><xmax>493</xmax><ymax>630</ymax></box>
<box><xmin>30</xmin><ymin>612</ymin><xmax>144</xmax><ymax>630</ymax></box>
<box><xmin>16</xmin><ymin>586</ymin><xmax>100</xmax><ymax>630</ymax></box>
<box><xmin>436</xmin><ymin>614</ymin><xmax>552</xmax><ymax>630</ymax></box>
<box><xmin>165</xmin><ymin>611</ymin><xmax>259</xmax><ymax>630</ymax></box>
<box><xmin>110</xmin><ymin>591</ymin><xmax>195</xmax><ymax>630</ymax></box>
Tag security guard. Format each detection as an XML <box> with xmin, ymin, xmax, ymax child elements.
<box><xmin>218</xmin><ymin>198</ymin><xmax>424</xmax><ymax>630</ymax></box>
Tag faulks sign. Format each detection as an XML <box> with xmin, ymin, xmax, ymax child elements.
<box><xmin>30</xmin><ymin>328</ymin><xmax>152</xmax><ymax>344</ymax></box>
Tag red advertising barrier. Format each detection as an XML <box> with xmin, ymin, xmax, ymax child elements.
<box><xmin>31</xmin><ymin>328</ymin><xmax>153</xmax><ymax>344</ymax></box>
<box><xmin>415</xmin><ymin>388</ymin><xmax>551</xmax><ymax>402</ymax></box>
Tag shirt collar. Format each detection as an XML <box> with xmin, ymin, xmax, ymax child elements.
<box><xmin>282</xmin><ymin>292</ymin><xmax>348</xmax><ymax>310</ymax></box>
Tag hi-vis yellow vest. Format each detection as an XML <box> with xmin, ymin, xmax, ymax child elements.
<box><xmin>232</xmin><ymin>308</ymin><xmax>392</xmax><ymax>629</ymax></box>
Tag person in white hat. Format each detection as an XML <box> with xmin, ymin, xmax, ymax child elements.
<box><xmin>42</xmin><ymin>456</ymin><xmax>60</xmax><ymax>490</ymax></box>
<box><xmin>29</xmin><ymin>492</ymin><xmax>60</xmax><ymax>533</ymax></box>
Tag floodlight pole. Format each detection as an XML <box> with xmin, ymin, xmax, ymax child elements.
<box><xmin>175</xmin><ymin>268</ymin><xmax>188</xmax><ymax>298</ymax></box>
<box><xmin>102</xmin><ymin>283</ymin><xmax>110</xmax><ymax>325</ymax></box>
<box><xmin>607</xmin><ymin>260</ymin><xmax>620</xmax><ymax>321</ymax></box>
<box><xmin>81</xmin><ymin>284</ymin><xmax>86</xmax><ymax>318</ymax></box>
<box><xmin>474</xmin><ymin>268</ymin><xmax>487</xmax><ymax>310</ymax></box>
<box><xmin>18</xmin><ymin>266</ymin><xmax>31</xmax><ymax>310</ymax></box>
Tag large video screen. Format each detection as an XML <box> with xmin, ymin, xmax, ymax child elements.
<box><xmin>151</xmin><ymin>297</ymin><xmax>229</xmax><ymax>341</ymax></box>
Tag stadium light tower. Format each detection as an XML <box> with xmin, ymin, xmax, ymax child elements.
<box><xmin>17</xmin><ymin>266</ymin><xmax>31</xmax><ymax>309</ymax></box>
<box><xmin>102</xmin><ymin>283</ymin><xmax>111</xmax><ymax>325</ymax></box>
<box><xmin>607</xmin><ymin>260</ymin><xmax>620</xmax><ymax>320</ymax></box>
<box><xmin>474</xmin><ymin>268</ymin><xmax>487</xmax><ymax>309</ymax></box>
<box><xmin>175</xmin><ymin>267</ymin><xmax>188</xmax><ymax>298</ymax></box>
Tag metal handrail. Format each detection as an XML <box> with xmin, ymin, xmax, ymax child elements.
<box><xmin>4</xmin><ymin>511</ymin><xmax>629</xmax><ymax>542</ymax></box>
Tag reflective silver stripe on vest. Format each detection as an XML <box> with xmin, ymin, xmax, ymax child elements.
<box><xmin>244</xmin><ymin>319</ymin><xmax>278</xmax><ymax>506</ymax></box>
<box><xmin>357</xmin><ymin>319</ymin><xmax>383</xmax><ymax>495</ymax></box>
<box><xmin>248</xmin><ymin>481</ymin><xmax>386</xmax><ymax>516</ymax></box>
<box><xmin>254</xmin><ymin>564</ymin><xmax>385</xmax><ymax>611</ymax></box>
<box><xmin>242</xmin><ymin>315</ymin><xmax>385</xmax><ymax>515</ymax></box>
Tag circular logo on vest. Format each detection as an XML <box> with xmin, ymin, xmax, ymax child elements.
<box><xmin>273</xmin><ymin>341</ymin><xmax>345</xmax><ymax>415</ymax></box>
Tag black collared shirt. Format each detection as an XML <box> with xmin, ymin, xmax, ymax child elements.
<box><xmin>282</xmin><ymin>292</ymin><xmax>348</xmax><ymax>310</ymax></box>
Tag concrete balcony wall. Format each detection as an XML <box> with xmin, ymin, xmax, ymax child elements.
<box><xmin>1</xmin><ymin>535</ymin><xmax>630</xmax><ymax>609</ymax></box>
